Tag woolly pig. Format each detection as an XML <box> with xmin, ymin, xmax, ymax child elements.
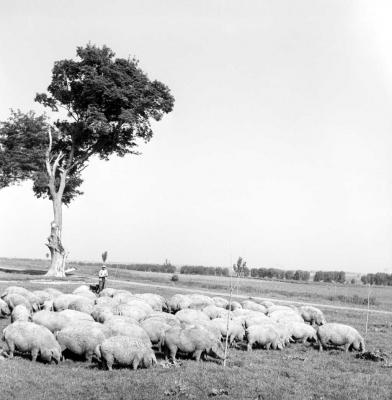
<box><xmin>122</xmin><ymin>299</ymin><xmax>153</xmax><ymax>315</ymax></box>
<box><xmin>2</xmin><ymin>321</ymin><xmax>61</xmax><ymax>363</ymax></box>
<box><xmin>162</xmin><ymin>326</ymin><xmax>225</xmax><ymax>362</ymax></box>
<box><xmin>212</xmin><ymin>297</ymin><xmax>229</xmax><ymax>308</ymax></box>
<box><xmin>167</xmin><ymin>294</ymin><xmax>191</xmax><ymax>313</ymax></box>
<box><xmin>98</xmin><ymin>288</ymin><xmax>118</xmax><ymax>298</ymax></box>
<box><xmin>317</xmin><ymin>323</ymin><xmax>365</xmax><ymax>352</ymax></box>
<box><xmin>141</xmin><ymin>318</ymin><xmax>172</xmax><ymax>347</ymax></box>
<box><xmin>134</xmin><ymin>293</ymin><xmax>167</xmax><ymax>311</ymax></box>
<box><xmin>241</xmin><ymin>300</ymin><xmax>267</xmax><ymax>314</ymax></box>
<box><xmin>244</xmin><ymin>314</ymin><xmax>271</xmax><ymax>328</ymax></box>
<box><xmin>226</xmin><ymin>301</ymin><xmax>242</xmax><ymax>311</ymax></box>
<box><xmin>175</xmin><ymin>309</ymin><xmax>210</xmax><ymax>325</ymax></box>
<box><xmin>210</xmin><ymin>318</ymin><xmax>245</xmax><ymax>344</ymax></box>
<box><xmin>0</xmin><ymin>298</ymin><xmax>10</xmax><ymax>318</ymax></box>
<box><xmin>246</xmin><ymin>325</ymin><xmax>283</xmax><ymax>351</ymax></box>
<box><xmin>75</xmin><ymin>291</ymin><xmax>97</xmax><ymax>300</ymax></box>
<box><xmin>91</xmin><ymin>305</ymin><xmax>114</xmax><ymax>323</ymax></box>
<box><xmin>43</xmin><ymin>288</ymin><xmax>63</xmax><ymax>298</ymax></box>
<box><xmin>113</xmin><ymin>304</ymin><xmax>149</xmax><ymax>322</ymax></box>
<box><xmin>32</xmin><ymin>290</ymin><xmax>53</xmax><ymax>306</ymax></box>
<box><xmin>1</xmin><ymin>286</ymin><xmax>29</xmax><ymax>297</ymax></box>
<box><xmin>188</xmin><ymin>294</ymin><xmax>214</xmax><ymax>309</ymax></box>
<box><xmin>191</xmin><ymin>320</ymin><xmax>222</xmax><ymax>342</ymax></box>
<box><xmin>231</xmin><ymin>309</ymin><xmax>261</xmax><ymax>324</ymax></box>
<box><xmin>202</xmin><ymin>305</ymin><xmax>232</xmax><ymax>320</ymax></box>
<box><xmin>56</xmin><ymin>325</ymin><xmax>106</xmax><ymax>362</ymax></box>
<box><xmin>269</xmin><ymin>310</ymin><xmax>304</xmax><ymax>324</ymax></box>
<box><xmin>2</xmin><ymin>287</ymin><xmax>39</xmax><ymax>308</ymax></box>
<box><xmin>42</xmin><ymin>300</ymin><xmax>54</xmax><ymax>311</ymax></box>
<box><xmin>11</xmin><ymin>304</ymin><xmax>31</xmax><ymax>323</ymax></box>
<box><xmin>53</xmin><ymin>294</ymin><xmax>85</xmax><ymax>311</ymax></box>
<box><xmin>263</xmin><ymin>323</ymin><xmax>292</xmax><ymax>346</ymax></box>
<box><xmin>112</xmin><ymin>292</ymin><xmax>135</xmax><ymax>304</ymax></box>
<box><xmin>68</xmin><ymin>297</ymin><xmax>95</xmax><ymax>314</ymax></box>
<box><xmin>285</xmin><ymin>322</ymin><xmax>317</xmax><ymax>343</ymax></box>
<box><xmin>299</xmin><ymin>306</ymin><xmax>326</xmax><ymax>326</ymax></box>
<box><xmin>32</xmin><ymin>310</ymin><xmax>70</xmax><ymax>333</ymax></box>
<box><xmin>267</xmin><ymin>305</ymin><xmax>296</xmax><ymax>314</ymax></box>
<box><xmin>58</xmin><ymin>310</ymin><xmax>94</xmax><ymax>327</ymax></box>
<box><xmin>95</xmin><ymin>296</ymin><xmax>118</xmax><ymax>308</ymax></box>
<box><xmin>259</xmin><ymin>300</ymin><xmax>275</xmax><ymax>308</ymax></box>
<box><xmin>3</xmin><ymin>293</ymin><xmax>35</xmax><ymax>312</ymax></box>
<box><xmin>96</xmin><ymin>336</ymin><xmax>156</xmax><ymax>370</ymax></box>
<box><xmin>103</xmin><ymin>319</ymin><xmax>151</xmax><ymax>345</ymax></box>
<box><xmin>14</xmin><ymin>291</ymin><xmax>40</xmax><ymax>311</ymax></box>
<box><xmin>104</xmin><ymin>315</ymin><xmax>139</xmax><ymax>326</ymax></box>
<box><xmin>147</xmin><ymin>312</ymin><xmax>180</xmax><ymax>326</ymax></box>
<box><xmin>73</xmin><ymin>285</ymin><xmax>91</xmax><ymax>294</ymax></box>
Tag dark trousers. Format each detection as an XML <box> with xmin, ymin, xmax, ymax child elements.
<box><xmin>99</xmin><ymin>278</ymin><xmax>106</xmax><ymax>292</ymax></box>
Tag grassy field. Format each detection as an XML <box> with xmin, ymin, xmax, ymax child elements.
<box><xmin>0</xmin><ymin>258</ymin><xmax>392</xmax><ymax>399</ymax></box>
<box><xmin>1</xmin><ymin>258</ymin><xmax>391</xmax><ymax>310</ymax></box>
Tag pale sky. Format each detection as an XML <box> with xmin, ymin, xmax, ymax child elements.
<box><xmin>1</xmin><ymin>1</ymin><xmax>392</xmax><ymax>273</ymax></box>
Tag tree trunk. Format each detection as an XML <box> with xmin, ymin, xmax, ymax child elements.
<box><xmin>45</xmin><ymin>198</ymin><xmax>66</xmax><ymax>277</ymax></box>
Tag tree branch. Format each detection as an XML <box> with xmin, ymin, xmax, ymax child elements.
<box><xmin>52</xmin><ymin>151</ymin><xmax>64</xmax><ymax>176</ymax></box>
<box><xmin>45</xmin><ymin>130</ymin><xmax>54</xmax><ymax>181</ymax></box>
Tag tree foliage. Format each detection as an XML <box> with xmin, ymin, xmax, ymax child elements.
<box><xmin>233</xmin><ymin>257</ymin><xmax>249</xmax><ymax>277</ymax></box>
<box><xmin>0</xmin><ymin>44</ymin><xmax>175</xmax><ymax>205</ymax></box>
<box><xmin>180</xmin><ymin>265</ymin><xmax>230</xmax><ymax>276</ymax></box>
<box><xmin>73</xmin><ymin>261</ymin><xmax>176</xmax><ymax>274</ymax></box>
<box><xmin>361</xmin><ymin>273</ymin><xmax>392</xmax><ymax>286</ymax></box>
<box><xmin>250</xmin><ymin>267</ymin><xmax>310</xmax><ymax>281</ymax></box>
<box><xmin>0</xmin><ymin>110</ymin><xmax>48</xmax><ymax>188</ymax></box>
<box><xmin>313</xmin><ymin>270</ymin><xmax>346</xmax><ymax>283</ymax></box>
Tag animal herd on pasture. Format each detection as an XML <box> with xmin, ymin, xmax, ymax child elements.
<box><xmin>0</xmin><ymin>285</ymin><xmax>365</xmax><ymax>370</ymax></box>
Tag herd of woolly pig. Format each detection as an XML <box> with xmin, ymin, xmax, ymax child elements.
<box><xmin>0</xmin><ymin>285</ymin><xmax>365</xmax><ymax>370</ymax></box>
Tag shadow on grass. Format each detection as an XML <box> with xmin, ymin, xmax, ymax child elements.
<box><xmin>0</xmin><ymin>267</ymin><xmax>46</xmax><ymax>276</ymax></box>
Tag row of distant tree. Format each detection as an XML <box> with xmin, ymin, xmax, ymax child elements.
<box><xmin>74</xmin><ymin>259</ymin><xmax>391</xmax><ymax>286</ymax></box>
<box><xmin>250</xmin><ymin>268</ymin><xmax>311</xmax><ymax>281</ymax></box>
<box><xmin>180</xmin><ymin>265</ymin><xmax>348</xmax><ymax>284</ymax></box>
<box><xmin>183</xmin><ymin>266</ymin><xmax>349</xmax><ymax>284</ymax></box>
<box><xmin>313</xmin><ymin>270</ymin><xmax>346</xmax><ymax>283</ymax></box>
<box><xmin>73</xmin><ymin>261</ymin><xmax>176</xmax><ymax>274</ymax></box>
<box><xmin>179</xmin><ymin>265</ymin><xmax>230</xmax><ymax>276</ymax></box>
<box><xmin>360</xmin><ymin>273</ymin><xmax>392</xmax><ymax>286</ymax></box>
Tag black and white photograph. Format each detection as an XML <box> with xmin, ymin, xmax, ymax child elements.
<box><xmin>1</xmin><ymin>1</ymin><xmax>392</xmax><ymax>399</ymax></box>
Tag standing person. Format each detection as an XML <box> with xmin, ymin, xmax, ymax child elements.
<box><xmin>98</xmin><ymin>265</ymin><xmax>108</xmax><ymax>293</ymax></box>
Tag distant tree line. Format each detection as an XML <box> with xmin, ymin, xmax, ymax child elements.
<box><xmin>250</xmin><ymin>268</ymin><xmax>310</xmax><ymax>281</ymax></box>
<box><xmin>361</xmin><ymin>273</ymin><xmax>392</xmax><ymax>286</ymax></box>
<box><xmin>313</xmin><ymin>270</ymin><xmax>346</xmax><ymax>283</ymax></box>
<box><xmin>71</xmin><ymin>259</ymin><xmax>351</xmax><ymax>283</ymax></box>
<box><xmin>180</xmin><ymin>265</ymin><xmax>230</xmax><ymax>276</ymax></box>
<box><xmin>73</xmin><ymin>261</ymin><xmax>176</xmax><ymax>274</ymax></box>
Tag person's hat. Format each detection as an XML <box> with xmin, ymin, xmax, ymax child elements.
<box><xmin>102</xmin><ymin>265</ymin><xmax>106</xmax><ymax>268</ymax></box>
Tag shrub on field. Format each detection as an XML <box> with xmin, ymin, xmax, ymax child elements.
<box><xmin>171</xmin><ymin>274</ymin><xmax>179</xmax><ymax>282</ymax></box>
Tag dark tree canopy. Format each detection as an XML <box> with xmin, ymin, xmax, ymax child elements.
<box><xmin>0</xmin><ymin>44</ymin><xmax>175</xmax><ymax>204</ymax></box>
<box><xmin>0</xmin><ymin>110</ymin><xmax>83</xmax><ymax>204</ymax></box>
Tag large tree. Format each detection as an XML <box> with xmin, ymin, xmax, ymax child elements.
<box><xmin>0</xmin><ymin>44</ymin><xmax>175</xmax><ymax>277</ymax></box>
